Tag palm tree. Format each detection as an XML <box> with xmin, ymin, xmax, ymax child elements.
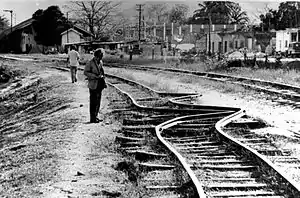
<box><xmin>193</xmin><ymin>1</ymin><xmax>234</xmax><ymax>24</ymax></box>
<box><xmin>193</xmin><ymin>1</ymin><xmax>234</xmax><ymax>55</ymax></box>
<box><xmin>229</xmin><ymin>5</ymin><xmax>249</xmax><ymax>25</ymax></box>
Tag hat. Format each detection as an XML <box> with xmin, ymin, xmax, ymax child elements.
<box><xmin>94</xmin><ymin>48</ymin><xmax>105</xmax><ymax>57</ymax></box>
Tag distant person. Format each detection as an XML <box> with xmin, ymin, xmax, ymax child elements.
<box><xmin>265</xmin><ymin>54</ymin><xmax>269</xmax><ymax>68</ymax></box>
<box><xmin>152</xmin><ymin>43</ymin><xmax>155</xmax><ymax>60</ymax></box>
<box><xmin>67</xmin><ymin>45</ymin><xmax>80</xmax><ymax>83</ymax></box>
<box><xmin>253</xmin><ymin>54</ymin><xmax>257</xmax><ymax>68</ymax></box>
<box><xmin>84</xmin><ymin>48</ymin><xmax>107</xmax><ymax>123</ymax></box>
<box><xmin>243</xmin><ymin>47</ymin><xmax>248</xmax><ymax>65</ymax></box>
<box><xmin>129</xmin><ymin>45</ymin><xmax>133</xmax><ymax>61</ymax></box>
<box><xmin>163</xmin><ymin>43</ymin><xmax>167</xmax><ymax>64</ymax></box>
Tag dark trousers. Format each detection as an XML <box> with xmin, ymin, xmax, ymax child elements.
<box><xmin>70</xmin><ymin>66</ymin><xmax>77</xmax><ymax>83</ymax></box>
<box><xmin>89</xmin><ymin>88</ymin><xmax>102</xmax><ymax>121</ymax></box>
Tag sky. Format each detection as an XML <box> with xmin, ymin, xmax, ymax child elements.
<box><xmin>0</xmin><ymin>0</ymin><xmax>283</xmax><ymax>26</ymax></box>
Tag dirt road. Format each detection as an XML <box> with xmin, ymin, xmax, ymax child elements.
<box><xmin>0</xmin><ymin>62</ymin><xmax>129</xmax><ymax>198</ymax></box>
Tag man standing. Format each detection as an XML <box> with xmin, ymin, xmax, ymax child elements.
<box><xmin>84</xmin><ymin>48</ymin><xmax>107</xmax><ymax>123</ymax></box>
<box><xmin>67</xmin><ymin>45</ymin><xmax>80</xmax><ymax>83</ymax></box>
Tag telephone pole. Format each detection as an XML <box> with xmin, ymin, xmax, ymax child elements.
<box><xmin>136</xmin><ymin>4</ymin><xmax>144</xmax><ymax>42</ymax></box>
<box><xmin>3</xmin><ymin>9</ymin><xmax>13</xmax><ymax>52</ymax></box>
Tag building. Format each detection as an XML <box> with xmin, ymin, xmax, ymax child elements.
<box><xmin>276</xmin><ymin>28</ymin><xmax>300</xmax><ymax>53</ymax></box>
<box><xmin>0</xmin><ymin>18</ymin><xmax>92</xmax><ymax>54</ymax></box>
<box><xmin>122</xmin><ymin>22</ymin><xmax>252</xmax><ymax>54</ymax></box>
<box><xmin>61</xmin><ymin>26</ymin><xmax>93</xmax><ymax>51</ymax></box>
<box><xmin>0</xmin><ymin>18</ymin><xmax>38</xmax><ymax>53</ymax></box>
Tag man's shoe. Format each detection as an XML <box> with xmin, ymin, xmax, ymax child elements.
<box><xmin>96</xmin><ymin>118</ymin><xmax>103</xmax><ymax>122</ymax></box>
<box><xmin>90</xmin><ymin>119</ymin><xmax>100</xmax><ymax>123</ymax></box>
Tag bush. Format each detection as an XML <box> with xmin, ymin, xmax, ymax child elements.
<box><xmin>227</xmin><ymin>60</ymin><xmax>242</xmax><ymax>67</ymax></box>
<box><xmin>0</xmin><ymin>64</ymin><xmax>22</xmax><ymax>83</ymax></box>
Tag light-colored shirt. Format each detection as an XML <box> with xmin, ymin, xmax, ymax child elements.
<box><xmin>68</xmin><ymin>50</ymin><xmax>80</xmax><ymax>67</ymax></box>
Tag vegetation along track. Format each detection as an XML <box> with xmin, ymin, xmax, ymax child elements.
<box><xmin>1</xmin><ymin>56</ymin><xmax>300</xmax><ymax>197</ymax></box>
<box><xmin>105</xmin><ymin>63</ymin><xmax>300</xmax><ymax>109</ymax></box>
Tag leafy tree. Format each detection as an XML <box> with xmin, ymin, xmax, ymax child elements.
<box><xmin>190</xmin><ymin>1</ymin><xmax>248</xmax><ymax>25</ymax></box>
<box><xmin>144</xmin><ymin>3</ymin><xmax>169</xmax><ymax>24</ymax></box>
<box><xmin>65</xmin><ymin>1</ymin><xmax>122</xmax><ymax>40</ymax></box>
<box><xmin>192</xmin><ymin>1</ymin><xmax>235</xmax><ymax>24</ymax></box>
<box><xmin>259</xmin><ymin>2</ymin><xmax>300</xmax><ymax>31</ymax></box>
<box><xmin>168</xmin><ymin>4</ymin><xmax>189</xmax><ymax>24</ymax></box>
<box><xmin>277</xmin><ymin>2</ymin><xmax>300</xmax><ymax>29</ymax></box>
<box><xmin>32</xmin><ymin>6</ymin><xmax>71</xmax><ymax>46</ymax></box>
<box><xmin>229</xmin><ymin>3</ymin><xmax>249</xmax><ymax>24</ymax></box>
<box><xmin>0</xmin><ymin>15</ymin><xmax>9</xmax><ymax>32</ymax></box>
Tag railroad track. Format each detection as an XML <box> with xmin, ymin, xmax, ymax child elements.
<box><xmin>3</xmin><ymin>54</ymin><xmax>299</xmax><ymax>107</ymax></box>
<box><xmin>107</xmin><ymin>73</ymin><xmax>300</xmax><ymax>197</ymax></box>
<box><xmin>1</xmin><ymin>55</ymin><xmax>299</xmax><ymax>197</ymax></box>
<box><xmin>105</xmin><ymin>63</ymin><xmax>300</xmax><ymax>109</ymax></box>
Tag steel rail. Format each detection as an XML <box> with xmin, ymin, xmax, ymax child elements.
<box><xmin>216</xmin><ymin>110</ymin><xmax>300</xmax><ymax>196</ymax></box>
<box><xmin>105</xmin><ymin>63</ymin><xmax>300</xmax><ymax>99</ymax></box>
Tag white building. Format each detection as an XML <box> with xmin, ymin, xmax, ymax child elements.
<box><xmin>276</xmin><ymin>28</ymin><xmax>300</xmax><ymax>53</ymax></box>
<box><xmin>60</xmin><ymin>26</ymin><xmax>92</xmax><ymax>53</ymax></box>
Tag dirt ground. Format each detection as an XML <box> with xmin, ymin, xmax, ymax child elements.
<box><xmin>0</xmin><ymin>61</ymin><xmax>132</xmax><ymax>198</ymax></box>
<box><xmin>1</xmin><ymin>57</ymin><xmax>300</xmax><ymax>197</ymax></box>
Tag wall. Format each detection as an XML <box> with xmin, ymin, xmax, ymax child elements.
<box><xmin>208</xmin><ymin>32</ymin><xmax>221</xmax><ymax>53</ymax></box>
<box><xmin>20</xmin><ymin>31</ymin><xmax>36</xmax><ymax>53</ymax></box>
<box><xmin>61</xmin><ymin>30</ymin><xmax>81</xmax><ymax>45</ymax></box>
<box><xmin>276</xmin><ymin>30</ymin><xmax>289</xmax><ymax>53</ymax></box>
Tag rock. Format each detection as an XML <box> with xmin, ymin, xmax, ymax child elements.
<box><xmin>75</xmin><ymin>171</ymin><xmax>85</xmax><ymax>176</ymax></box>
<box><xmin>9</xmin><ymin>144</ymin><xmax>26</xmax><ymax>151</ymax></box>
<box><xmin>101</xmin><ymin>190</ymin><xmax>121</xmax><ymax>197</ymax></box>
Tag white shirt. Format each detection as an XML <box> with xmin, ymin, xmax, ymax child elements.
<box><xmin>68</xmin><ymin>50</ymin><xmax>80</xmax><ymax>67</ymax></box>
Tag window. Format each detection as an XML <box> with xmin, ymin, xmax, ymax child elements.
<box><xmin>285</xmin><ymin>40</ymin><xmax>288</xmax><ymax>47</ymax></box>
<box><xmin>279</xmin><ymin>40</ymin><xmax>282</xmax><ymax>48</ymax></box>
<box><xmin>291</xmin><ymin>33</ymin><xmax>297</xmax><ymax>42</ymax></box>
<box><xmin>240</xmin><ymin>41</ymin><xmax>244</xmax><ymax>48</ymax></box>
<box><xmin>212</xmin><ymin>42</ymin><xmax>214</xmax><ymax>52</ymax></box>
<box><xmin>224</xmin><ymin>41</ymin><xmax>228</xmax><ymax>52</ymax></box>
<box><xmin>235</xmin><ymin>41</ymin><xmax>238</xmax><ymax>49</ymax></box>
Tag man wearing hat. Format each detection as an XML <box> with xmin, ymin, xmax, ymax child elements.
<box><xmin>84</xmin><ymin>48</ymin><xmax>107</xmax><ymax>123</ymax></box>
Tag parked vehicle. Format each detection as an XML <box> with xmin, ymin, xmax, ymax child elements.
<box><xmin>287</xmin><ymin>42</ymin><xmax>300</xmax><ymax>57</ymax></box>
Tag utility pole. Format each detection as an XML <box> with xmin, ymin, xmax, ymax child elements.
<box><xmin>3</xmin><ymin>9</ymin><xmax>13</xmax><ymax>52</ymax></box>
<box><xmin>66</xmin><ymin>12</ymin><xmax>69</xmax><ymax>44</ymax></box>
<box><xmin>136</xmin><ymin>4</ymin><xmax>144</xmax><ymax>42</ymax></box>
<box><xmin>208</xmin><ymin>12</ymin><xmax>212</xmax><ymax>56</ymax></box>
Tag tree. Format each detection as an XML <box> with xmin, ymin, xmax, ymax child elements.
<box><xmin>65</xmin><ymin>1</ymin><xmax>122</xmax><ymax>40</ymax></box>
<box><xmin>229</xmin><ymin>4</ymin><xmax>249</xmax><ymax>24</ymax></box>
<box><xmin>193</xmin><ymin>1</ymin><xmax>235</xmax><ymax>24</ymax></box>
<box><xmin>0</xmin><ymin>15</ymin><xmax>9</xmax><ymax>32</ymax></box>
<box><xmin>144</xmin><ymin>3</ymin><xmax>169</xmax><ymax>24</ymax></box>
<box><xmin>32</xmin><ymin>6</ymin><xmax>71</xmax><ymax>46</ymax></box>
<box><xmin>168</xmin><ymin>4</ymin><xmax>189</xmax><ymax>24</ymax></box>
<box><xmin>277</xmin><ymin>2</ymin><xmax>299</xmax><ymax>29</ymax></box>
<box><xmin>259</xmin><ymin>2</ymin><xmax>300</xmax><ymax>31</ymax></box>
<box><xmin>190</xmin><ymin>1</ymin><xmax>248</xmax><ymax>25</ymax></box>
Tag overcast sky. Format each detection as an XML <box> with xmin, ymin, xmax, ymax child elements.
<box><xmin>0</xmin><ymin>0</ymin><xmax>282</xmax><ymax>25</ymax></box>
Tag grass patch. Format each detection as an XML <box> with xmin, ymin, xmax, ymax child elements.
<box><xmin>100</xmin><ymin>54</ymin><xmax>299</xmax><ymax>87</ymax></box>
<box><xmin>211</xmin><ymin>66</ymin><xmax>300</xmax><ymax>86</ymax></box>
<box><xmin>0</xmin><ymin>63</ymin><xmax>28</xmax><ymax>84</ymax></box>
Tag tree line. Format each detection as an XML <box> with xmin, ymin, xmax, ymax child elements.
<box><xmin>1</xmin><ymin>1</ymin><xmax>299</xmax><ymax>47</ymax></box>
